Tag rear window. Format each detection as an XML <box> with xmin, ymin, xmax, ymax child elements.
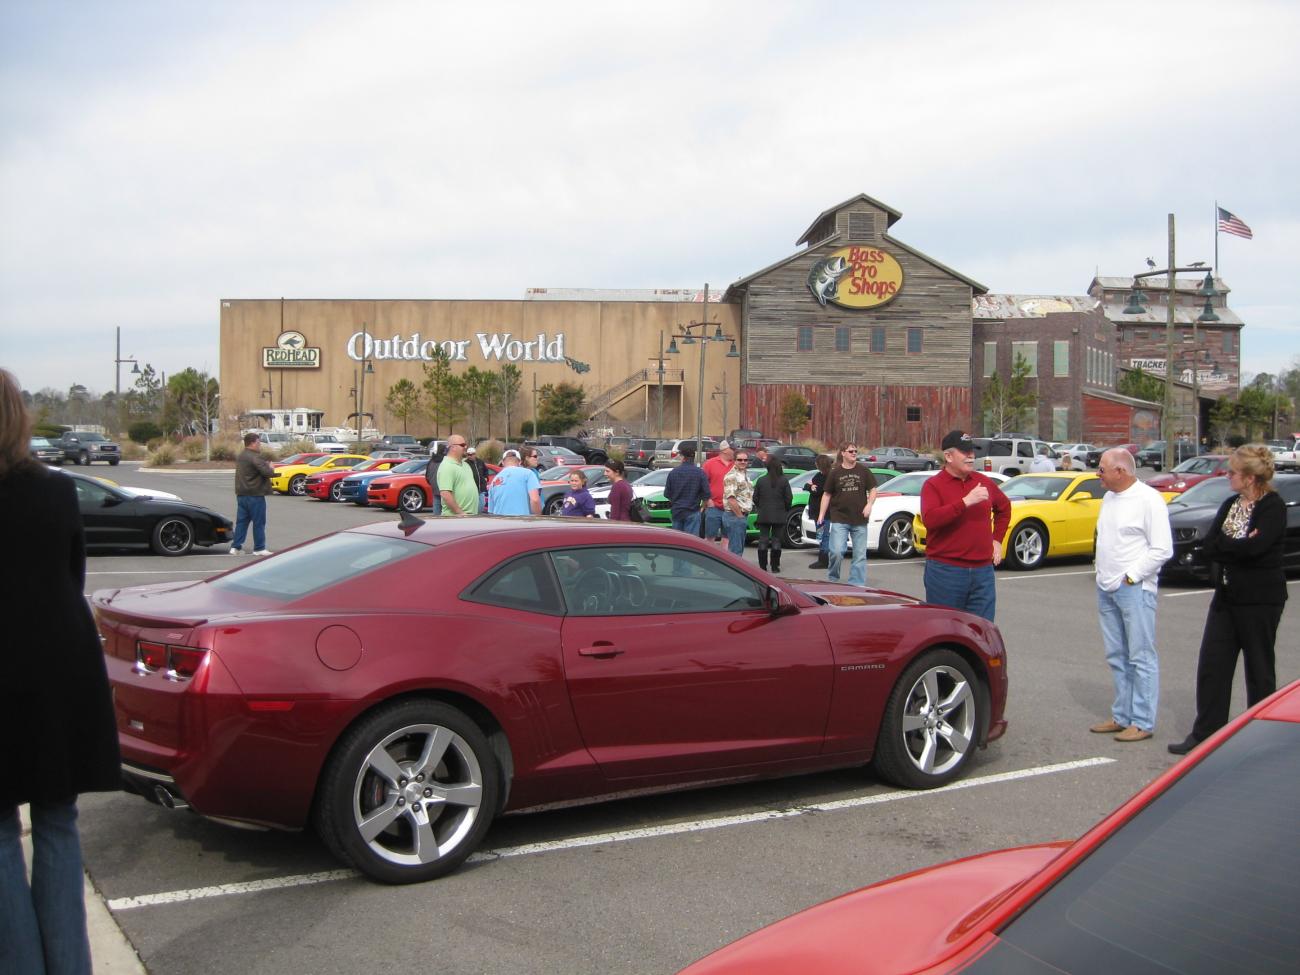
<box><xmin>964</xmin><ymin>720</ymin><xmax>1300</xmax><ymax>974</ymax></box>
<box><xmin>210</xmin><ymin>533</ymin><xmax>423</xmax><ymax>600</ymax></box>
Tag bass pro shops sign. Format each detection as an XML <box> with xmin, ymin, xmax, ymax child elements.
<box><xmin>263</xmin><ymin>331</ymin><xmax>321</xmax><ymax>368</ymax></box>
<box><xmin>807</xmin><ymin>246</ymin><xmax>905</xmax><ymax>309</ymax></box>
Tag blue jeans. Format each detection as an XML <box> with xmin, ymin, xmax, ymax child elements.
<box><xmin>1</xmin><ymin>801</ymin><xmax>92</xmax><ymax>975</ymax></box>
<box><xmin>827</xmin><ymin>522</ymin><xmax>869</xmax><ymax>586</ymax></box>
<box><xmin>703</xmin><ymin>506</ymin><xmax>724</xmax><ymax>541</ymax></box>
<box><xmin>232</xmin><ymin>494</ymin><xmax>267</xmax><ymax>551</ymax></box>
<box><xmin>721</xmin><ymin>510</ymin><xmax>747</xmax><ymax>555</ymax></box>
<box><xmin>1097</xmin><ymin>584</ymin><xmax>1159</xmax><ymax>732</ymax></box>
<box><xmin>670</xmin><ymin>510</ymin><xmax>701</xmax><ymax>536</ymax></box>
<box><xmin>924</xmin><ymin>560</ymin><xmax>997</xmax><ymax>622</ymax></box>
<box><xmin>818</xmin><ymin>520</ymin><xmax>829</xmax><ymax>555</ymax></box>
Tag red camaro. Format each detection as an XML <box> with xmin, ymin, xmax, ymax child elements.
<box><xmin>303</xmin><ymin>457</ymin><xmax>402</xmax><ymax>501</ymax></box>
<box><xmin>1146</xmin><ymin>453</ymin><xmax>1231</xmax><ymax>494</ymax></box>
<box><xmin>93</xmin><ymin>519</ymin><xmax>1008</xmax><ymax>884</ymax></box>
<box><xmin>679</xmin><ymin>679</ymin><xmax>1300</xmax><ymax>974</ymax></box>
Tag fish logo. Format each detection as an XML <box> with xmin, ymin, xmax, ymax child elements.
<box><xmin>807</xmin><ymin>256</ymin><xmax>851</xmax><ymax>307</ymax></box>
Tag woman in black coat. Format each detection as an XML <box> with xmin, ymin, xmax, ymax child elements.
<box><xmin>752</xmin><ymin>456</ymin><xmax>793</xmax><ymax>573</ymax></box>
<box><xmin>1</xmin><ymin>369</ymin><xmax>120</xmax><ymax>974</ymax></box>
<box><xmin>1168</xmin><ymin>445</ymin><xmax>1289</xmax><ymax>755</ymax></box>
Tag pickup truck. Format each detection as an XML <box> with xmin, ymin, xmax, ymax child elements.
<box><xmin>57</xmin><ymin>430</ymin><xmax>121</xmax><ymax>466</ymax></box>
<box><xmin>526</xmin><ymin>435</ymin><xmax>608</xmax><ymax>465</ymax></box>
<box><xmin>1272</xmin><ymin>441</ymin><xmax>1300</xmax><ymax>471</ymax></box>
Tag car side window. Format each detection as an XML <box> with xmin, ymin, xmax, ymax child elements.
<box><xmin>73</xmin><ymin>478</ymin><xmax>114</xmax><ymax>506</ymax></box>
<box><xmin>464</xmin><ymin>553</ymin><xmax>564</xmax><ymax>616</ymax></box>
<box><xmin>1017</xmin><ymin>442</ymin><xmax>1034</xmax><ymax>458</ymax></box>
<box><xmin>1069</xmin><ymin>479</ymin><xmax>1107</xmax><ymax>500</ymax></box>
<box><xmin>990</xmin><ymin>440</ymin><xmax>1011</xmax><ymax>456</ymax></box>
<box><xmin>550</xmin><ymin>546</ymin><xmax>766</xmax><ymax>617</ymax></box>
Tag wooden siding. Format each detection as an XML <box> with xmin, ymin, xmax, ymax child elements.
<box><xmin>743</xmin><ymin>383</ymin><xmax>969</xmax><ymax>450</ymax></box>
<box><xmin>1082</xmin><ymin>393</ymin><xmax>1161</xmax><ymax>446</ymax></box>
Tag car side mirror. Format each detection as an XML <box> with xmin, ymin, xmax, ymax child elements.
<box><xmin>765</xmin><ymin>585</ymin><xmax>799</xmax><ymax>617</ymax></box>
<box><xmin>102</xmin><ymin>496</ymin><xmax>122</xmax><ymax>507</ymax></box>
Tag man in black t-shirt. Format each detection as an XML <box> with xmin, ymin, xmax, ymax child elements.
<box><xmin>816</xmin><ymin>443</ymin><xmax>878</xmax><ymax>586</ymax></box>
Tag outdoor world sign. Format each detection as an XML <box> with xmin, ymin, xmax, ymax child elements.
<box><xmin>263</xmin><ymin>331</ymin><xmax>321</xmax><ymax>368</ymax></box>
<box><xmin>806</xmin><ymin>246</ymin><xmax>905</xmax><ymax>310</ymax></box>
<box><xmin>347</xmin><ymin>331</ymin><xmax>569</xmax><ymax>363</ymax></box>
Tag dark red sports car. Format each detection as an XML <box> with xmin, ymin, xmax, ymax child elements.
<box><xmin>679</xmin><ymin>679</ymin><xmax>1300</xmax><ymax>974</ymax></box>
<box><xmin>304</xmin><ymin>457</ymin><xmax>402</xmax><ymax>501</ymax></box>
<box><xmin>93</xmin><ymin>519</ymin><xmax>1008</xmax><ymax>884</ymax></box>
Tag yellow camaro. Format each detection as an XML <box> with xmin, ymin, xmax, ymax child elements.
<box><xmin>270</xmin><ymin>453</ymin><xmax>371</xmax><ymax>496</ymax></box>
<box><xmin>913</xmin><ymin>472</ymin><xmax>1109</xmax><ymax>570</ymax></box>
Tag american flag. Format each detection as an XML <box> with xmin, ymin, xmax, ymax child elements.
<box><xmin>1217</xmin><ymin>207</ymin><xmax>1253</xmax><ymax>239</ymax></box>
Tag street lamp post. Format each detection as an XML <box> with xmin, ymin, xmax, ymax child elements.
<box><xmin>711</xmin><ymin>373</ymin><xmax>730</xmax><ymax>436</ymax></box>
<box><xmin>666</xmin><ymin>284</ymin><xmax>740</xmax><ymax>450</ymax></box>
<box><xmin>354</xmin><ymin>323</ymin><xmax>374</xmax><ymax>444</ymax></box>
<box><xmin>114</xmin><ymin>326</ymin><xmax>140</xmax><ymax>399</ymax></box>
<box><xmin>1122</xmin><ymin>214</ymin><xmax>1219</xmax><ymax>469</ymax></box>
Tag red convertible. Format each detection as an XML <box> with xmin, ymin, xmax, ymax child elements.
<box><xmin>93</xmin><ymin>519</ymin><xmax>1008</xmax><ymax>884</ymax></box>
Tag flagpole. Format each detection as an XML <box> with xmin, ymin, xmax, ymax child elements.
<box><xmin>1214</xmin><ymin>199</ymin><xmax>1219</xmax><ymax>277</ymax></box>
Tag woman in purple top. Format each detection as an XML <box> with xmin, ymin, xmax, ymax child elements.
<box><xmin>561</xmin><ymin>469</ymin><xmax>596</xmax><ymax>517</ymax></box>
<box><xmin>604</xmin><ymin>459</ymin><xmax>634</xmax><ymax>521</ymax></box>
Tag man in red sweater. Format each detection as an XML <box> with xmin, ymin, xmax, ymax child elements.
<box><xmin>919</xmin><ymin>430</ymin><xmax>1011</xmax><ymax>621</ymax></box>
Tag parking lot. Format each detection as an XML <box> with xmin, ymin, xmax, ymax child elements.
<box><xmin>79</xmin><ymin>464</ymin><xmax>1299</xmax><ymax>975</ymax></box>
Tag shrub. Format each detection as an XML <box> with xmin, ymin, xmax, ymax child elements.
<box><xmin>120</xmin><ymin>441</ymin><xmax>148</xmax><ymax>461</ymax></box>
<box><xmin>607</xmin><ymin>446</ymin><xmax>627</xmax><ymax>462</ymax></box>
<box><xmin>210</xmin><ymin>439</ymin><xmax>240</xmax><ymax>461</ymax></box>
<box><xmin>1226</xmin><ymin>434</ymin><xmax>1247</xmax><ymax>448</ymax></box>
<box><xmin>181</xmin><ymin>436</ymin><xmax>207</xmax><ymax>461</ymax></box>
<box><xmin>148</xmin><ymin>443</ymin><xmax>177</xmax><ymax>466</ymax></box>
<box><xmin>128</xmin><ymin>421</ymin><xmax>163</xmax><ymax>444</ymax></box>
<box><xmin>475</xmin><ymin>438</ymin><xmax>505</xmax><ymax>465</ymax></box>
<box><xmin>798</xmin><ymin>438</ymin><xmax>829</xmax><ymax>455</ymax></box>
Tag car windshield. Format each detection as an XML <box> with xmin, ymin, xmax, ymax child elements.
<box><xmin>539</xmin><ymin>465</ymin><xmax>574</xmax><ymax>480</ymax></box>
<box><xmin>790</xmin><ymin>470</ymin><xmax>817</xmax><ymax>490</ymax></box>
<box><xmin>878</xmin><ymin>472</ymin><xmax>931</xmax><ymax>496</ymax></box>
<box><xmin>307</xmin><ymin>455</ymin><xmax>339</xmax><ymax>467</ymax></box>
<box><xmin>632</xmin><ymin>469</ymin><xmax>671</xmax><ymax>487</ymax></box>
<box><xmin>76</xmin><ymin>432</ymin><xmax>108</xmax><ymax>442</ymax></box>
<box><xmin>1003</xmin><ymin>475</ymin><xmax>1074</xmax><ymax>501</ymax></box>
<box><xmin>210</xmin><ymin>533</ymin><xmax>424</xmax><ymax>601</ymax></box>
<box><xmin>965</xmin><ymin>720</ymin><xmax>1300</xmax><ymax>974</ymax></box>
<box><xmin>1171</xmin><ymin>477</ymin><xmax>1236</xmax><ymax>507</ymax></box>
<box><xmin>391</xmin><ymin>459</ymin><xmax>426</xmax><ymax>474</ymax></box>
<box><xmin>31</xmin><ymin>437</ymin><xmax>52</xmax><ymax>447</ymax></box>
<box><xmin>1172</xmin><ymin>457</ymin><xmax>1221</xmax><ymax>475</ymax></box>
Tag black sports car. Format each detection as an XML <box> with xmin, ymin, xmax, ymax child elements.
<box><xmin>1163</xmin><ymin>473</ymin><xmax>1300</xmax><ymax>579</ymax></box>
<box><xmin>64</xmin><ymin>470</ymin><xmax>233</xmax><ymax>555</ymax></box>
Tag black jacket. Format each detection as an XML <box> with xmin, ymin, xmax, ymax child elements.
<box><xmin>1204</xmin><ymin>490</ymin><xmax>1288</xmax><ymax>606</ymax></box>
<box><xmin>753</xmin><ymin>473</ymin><xmax>793</xmax><ymax>526</ymax></box>
<box><xmin>1</xmin><ymin>464</ymin><xmax>120</xmax><ymax>804</ymax></box>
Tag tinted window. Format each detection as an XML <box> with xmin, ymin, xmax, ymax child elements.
<box><xmin>1017</xmin><ymin>442</ymin><xmax>1035</xmax><ymax>458</ymax></box>
<box><xmin>1068</xmin><ymin>479</ymin><xmax>1107</xmax><ymax>500</ymax></box>
<box><xmin>72</xmin><ymin>476</ymin><xmax>117</xmax><ymax>506</ymax></box>
<box><xmin>882</xmin><ymin>473</ymin><xmax>930</xmax><ymax>496</ymax></box>
<box><xmin>465</xmin><ymin>553</ymin><xmax>562</xmax><ymax>615</ymax></box>
<box><xmin>210</xmin><ymin>533</ymin><xmax>423</xmax><ymax>600</ymax></box>
<box><xmin>1175</xmin><ymin>478</ymin><xmax>1236</xmax><ymax>506</ymax></box>
<box><xmin>967</xmin><ymin>721</ymin><xmax>1300</xmax><ymax>974</ymax></box>
<box><xmin>551</xmin><ymin>546</ymin><xmax>765</xmax><ymax>616</ymax></box>
<box><xmin>1003</xmin><ymin>476</ymin><xmax>1073</xmax><ymax>500</ymax></box>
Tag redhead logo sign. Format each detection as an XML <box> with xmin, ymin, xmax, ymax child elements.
<box><xmin>807</xmin><ymin>246</ymin><xmax>904</xmax><ymax>309</ymax></box>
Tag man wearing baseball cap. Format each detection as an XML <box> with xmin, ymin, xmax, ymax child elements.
<box><xmin>918</xmin><ymin>430</ymin><xmax>1011</xmax><ymax>621</ymax></box>
<box><xmin>487</xmin><ymin>449</ymin><xmax>541</xmax><ymax>515</ymax></box>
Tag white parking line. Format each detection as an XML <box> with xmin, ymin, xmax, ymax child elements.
<box><xmin>1163</xmin><ymin>579</ymin><xmax>1300</xmax><ymax>599</ymax></box>
<box><xmin>106</xmin><ymin>757</ymin><xmax>1114</xmax><ymax>911</ymax></box>
<box><xmin>998</xmin><ymin>569</ymin><xmax>1097</xmax><ymax>581</ymax></box>
<box><xmin>86</xmin><ymin>570</ymin><xmax>214</xmax><ymax>576</ymax></box>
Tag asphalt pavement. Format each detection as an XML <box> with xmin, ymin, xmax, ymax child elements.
<box><xmin>65</xmin><ymin>462</ymin><xmax>1299</xmax><ymax>974</ymax></box>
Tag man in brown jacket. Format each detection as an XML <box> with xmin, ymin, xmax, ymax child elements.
<box><xmin>231</xmin><ymin>432</ymin><xmax>275</xmax><ymax>555</ymax></box>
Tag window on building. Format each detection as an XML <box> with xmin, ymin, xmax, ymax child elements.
<box><xmin>1052</xmin><ymin>406</ymin><xmax>1069</xmax><ymax>441</ymax></box>
<box><xmin>1011</xmin><ymin>341</ymin><xmax>1038</xmax><ymax>377</ymax></box>
<box><xmin>835</xmin><ymin>325</ymin><xmax>851</xmax><ymax>352</ymax></box>
<box><xmin>1136</xmin><ymin>330</ymin><xmax>1148</xmax><ymax>341</ymax></box>
<box><xmin>797</xmin><ymin>325</ymin><xmax>813</xmax><ymax>352</ymax></box>
<box><xmin>906</xmin><ymin>406</ymin><xmax>921</xmax><ymax>422</ymax></box>
<box><xmin>907</xmin><ymin>328</ymin><xmax>923</xmax><ymax>354</ymax></box>
<box><xmin>1053</xmin><ymin>341</ymin><xmax>1069</xmax><ymax>377</ymax></box>
<box><xmin>1180</xmin><ymin>328</ymin><xmax>1193</xmax><ymax>343</ymax></box>
<box><xmin>1107</xmin><ymin>351</ymin><xmax>1114</xmax><ymax>386</ymax></box>
<box><xmin>848</xmin><ymin>212</ymin><xmax>874</xmax><ymax>240</ymax></box>
<box><xmin>870</xmin><ymin>327</ymin><xmax>886</xmax><ymax>354</ymax></box>
<box><xmin>983</xmin><ymin>341</ymin><xmax>998</xmax><ymax>378</ymax></box>
<box><xmin>1223</xmin><ymin>331</ymin><xmax>1233</xmax><ymax>354</ymax></box>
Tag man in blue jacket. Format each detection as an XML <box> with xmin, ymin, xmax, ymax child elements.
<box><xmin>664</xmin><ymin>444</ymin><xmax>710</xmax><ymax>536</ymax></box>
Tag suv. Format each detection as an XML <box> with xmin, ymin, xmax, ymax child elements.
<box><xmin>727</xmin><ymin>428</ymin><xmax>764</xmax><ymax>444</ymax></box>
<box><xmin>308</xmin><ymin>432</ymin><xmax>351</xmax><ymax>453</ymax></box>
<box><xmin>622</xmin><ymin>438</ymin><xmax>660</xmax><ymax>466</ymax></box>
<box><xmin>371</xmin><ymin>434</ymin><xmax>421</xmax><ymax>452</ymax></box>
<box><xmin>527</xmin><ymin>435</ymin><xmax>608</xmax><ymax>465</ymax></box>
<box><xmin>56</xmin><ymin>430</ymin><xmax>121</xmax><ymax>466</ymax></box>
<box><xmin>653</xmin><ymin>438</ymin><xmax>719</xmax><ymax>468</ymax></box>
<box><xmin>971</xmin><ymin>437</ymin><xmax>1054</xmax><ymax>477</ymax></box>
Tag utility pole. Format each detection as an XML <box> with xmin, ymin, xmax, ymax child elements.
<box><xmin>711</xmin><ymin>373</ymin><xmax>730</xmax><ymax>435</ymax></box>
<box><xmin>694</xmin><ymin>284</ymin><xmax>710</xmax><ymax>451</ymax></box>
<box><xmin>532</xmin><ymin>372</ymin><xmax>538</xmax><ymax>438</ymax></box>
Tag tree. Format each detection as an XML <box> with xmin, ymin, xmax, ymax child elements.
<box><xmin>538</xmin><ymin>381</ymin><xmax>586</xmax><ymax>434</ymax></box>
<box><xmin>421</xmin><ymin>348</ymin><xmax>457</xmax><ymax>437</ymax></box>
<box><xmin>1117</xmin><ymin>367</ymin><xmax>1164</xmax><ymax>404</ymax></box>
<box><xmin>384</xmin><ymin>379</ymin><xmax>422</xmax><ymax>433</ymax></box>
<box><xmin>167</xmin><ymin>368</ymin><xmax>221</xmax><ymax>459</ymax></box>
<box><xmin>496</xmin><ymin>364</ymin><xmax>523</xmax><ymax>441</ymax></box>
<box><xmin>460</xmin><ymin>367</ymin><xmax>495</xmax><ymax>441</ymax></box>
<box><xmin>777</xmin><ymin>391</ymin><xmax>809</xmax><ymax>440</ymax></box>
<box><xmin>981</xmin><ymin>352</ymin><xmax>1037</xmax><ymax>433</ymax></box>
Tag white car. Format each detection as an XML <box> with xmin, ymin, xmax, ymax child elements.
<box><xmin>1056</xmin><ymin>443</ymin><xmax>1097</xmax><ymax>471</ymax></box>
<box><xmin>801</xmin><ymin>470</ymin><xmax>1009</xmax><ymax>558</ymax></box>
<box><xmin>592</xmin><ymin>468</ymin><xmax>672</xmax><ymax>518</ymax></box>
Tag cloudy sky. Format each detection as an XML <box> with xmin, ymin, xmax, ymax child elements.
<box><xmin>2</xmin><ymin>0</ymin><xmax>1297</xmax><ymax>397</ymax></box>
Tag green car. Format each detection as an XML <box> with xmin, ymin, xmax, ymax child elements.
<box><xmin>642</xmin><ymin>466</ymin><xmax>897</xmax><ymax>547</ymax></box>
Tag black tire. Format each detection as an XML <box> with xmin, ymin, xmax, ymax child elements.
<box><xmin>314</xmin><ymin>699</ymin><xmax>500</xmax><ymax>884</ymax></box>
<box><xmin>330</xmin><ymin>481</ymin><xmax>344</xmax><ymax>502</ymax></box>
<box><xmin>1001</xmin><ymin>468</ymin><xmax>1018</xmax><ymax>477</ymax></box>
<box><xmin>78</xmin><ymin>451</ymin><xmax>90</xmax><ymax>466</ymax></box>
<box><xmin>398</xmin><ymin>486</ymin><xmax>427</xmax><ymax>512</ymax></box>
<box><xmin>1007</xmin><ymin>521</ymin><xmax>1047</xmax><ymax>570</ymax></box>
<box><xmin>289</xmin><ymin>474</ymin><xmax>307</xmax><ymax>496</ymax></box>
<box><xmin>880</xmin><ymin>513</ymin><xmax>915</xmax><ymax>559</ymax></box>
<box><xmin>587</xmin><ymin>451</ymin><xmax>608</xmax><ymax>466</ymax></box>
<box><xmin>924</xmin><ymin>460</ymin><xmax>935</xmax><ymax>470</ymax></box>
<box><xmin>886</xmin><ymin>461</ymin><xmax>897</xmax><ymax>470</ymax></box>
<box><xmin>873</xmin><ymin>649</ymin><xmax>982</xmax><ymax>789</ymax></box>
<box><xmin>109</xmin><ymin>459</ymin><xmax>119</xmax><ymax>466</ymax></box>
<box><xmin>543</xmin><ymin>494</ymin><xmax>565</xmax><ymax>516</ymax></box>
<box><xmin>151</xmin><ymin>516</ymin><xmax>195</xmax><ymax>556</ymax></box>
<box><xmin>781</xmin><ymin>506</ymin><xmax>806</xmax><ymax>549</ymax></box>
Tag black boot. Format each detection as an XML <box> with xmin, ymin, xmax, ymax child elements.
<box><xmin>770</xmin><ymin>551</ymin><xmax>781</xmax><ymax>573</ymax></box>
<box><xmin>757</xmin><ymin>549</ymin><xmax>768</xmax><ymax>571</ymax></box>
<box><xmin>809</xmin><ymin>555</ymin><xmax>828</xmax><ymax>569</ymax></box>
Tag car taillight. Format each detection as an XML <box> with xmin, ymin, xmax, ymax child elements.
<box><xmin>983</xmin><ymin>459</ymin><xmax>993</xmax><ymax>471</ymax></box>
<box><xmin>135</xmin><ymin>640</ymin><xmax>208</xmax><ymax>681</ymax></box>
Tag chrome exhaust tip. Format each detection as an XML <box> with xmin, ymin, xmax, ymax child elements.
<box><xmin>153</xmin><ymin>784</ymin><xmax>189</xmax><ymax>810</ymax></box>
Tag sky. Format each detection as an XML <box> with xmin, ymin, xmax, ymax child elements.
<box><xmin>2</xmin><ymin>0</ymin><xmax>1297</xmax><ymax>397</ymax></box>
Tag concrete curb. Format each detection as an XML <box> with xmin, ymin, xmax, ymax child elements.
<box><xmin>18</xmin><ymin>806</ymin><xmax>147</xmax><ymax>974</ymax></box>
<box><xmin>137</xmin><ymin>467</ymin><xmax>233</xmax><ymax>474</ymax></box>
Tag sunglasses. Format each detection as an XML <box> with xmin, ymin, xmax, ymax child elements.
<box><xmin>843</xmin><ymin>449</ymin><xmax>858</xmax><ymax>454</ymax></box>
<box><xmin>735</xmin><ymin>458</ymin><xmax>749</xmax><ymax>463</ymax></box>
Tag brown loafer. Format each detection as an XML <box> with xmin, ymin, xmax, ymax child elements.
<box><xmin>1090</xmin><ymin>720</ymin><xmax>1125</xmax><ymax>734</ymax></box>
<box><xmin>1114</xmin><ymin>726</ymin><xmax>1153</xmax><ymax>742</ymax></box>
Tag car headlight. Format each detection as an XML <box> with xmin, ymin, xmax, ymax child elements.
<box><xmin>1175</xmin><ymin>527</ymin><xmax>1199</xmax><ymax>541</ymax></box>
<box><xmin>1173</xmin><ymin>481</ymin><xmax>1186</xmax><ymax>489</ymax></box>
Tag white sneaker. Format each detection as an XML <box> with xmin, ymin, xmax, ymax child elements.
<box><xmin>228</xmin><ymin>548</ymin><xmax>244</xmax><ymax>555</ymax></box>
<box><xmin>253</xmin><ymin>549</ymin><xmax>274</xmax><ymax>556</ymax></box>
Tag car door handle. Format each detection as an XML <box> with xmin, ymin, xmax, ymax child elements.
<box><xmin>577</xmin><ymin>643</ymin><xmax>624</xmax><ymax>658</ymax></box>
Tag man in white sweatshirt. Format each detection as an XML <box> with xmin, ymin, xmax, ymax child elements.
<box><xmin>1091</xmin><ymin>448</ymin><xmax>1173</xmax><ymax>742</ymax></box>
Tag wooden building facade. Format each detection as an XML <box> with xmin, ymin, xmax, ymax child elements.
<box><xmin>725</xmin><ymin>194</ymin><xmax>986</xmax><ymax>449</ymax></box>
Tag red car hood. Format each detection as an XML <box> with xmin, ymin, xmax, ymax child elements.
<box><xmin>785</xmin><ymin>581</ymin><xmax>920</xmax><ymax>609</ymax></box>
<box><xmin>678</xmin><ymin>843</ymin><xmax>1067</xmax><ymax>975</ymax></box>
